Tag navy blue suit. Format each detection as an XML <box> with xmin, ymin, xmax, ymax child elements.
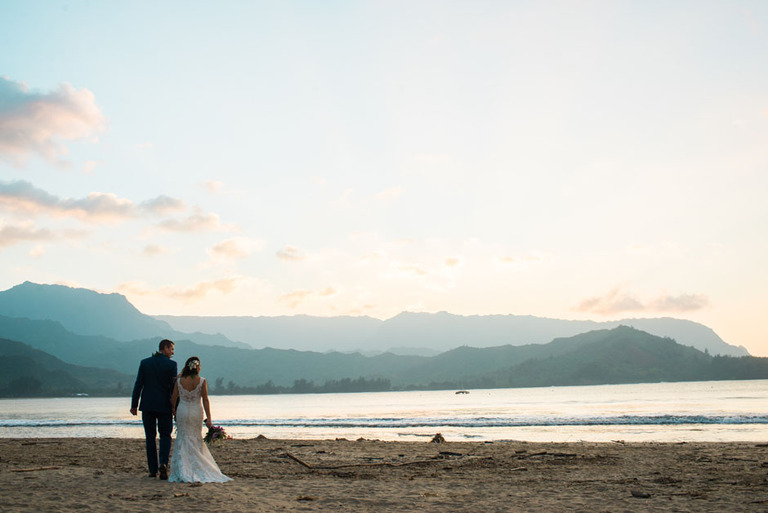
<box><xmin>131</xmin><ymin>354</ymin><xmax>177</xmax><ymax>474</ymax></box>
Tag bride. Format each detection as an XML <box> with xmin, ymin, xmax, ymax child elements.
<box><xmin>169</xmin><ymin>356</ymin><xmax>231</xmax><ymax>483</ymax></box>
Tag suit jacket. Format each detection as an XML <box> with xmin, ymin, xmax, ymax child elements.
<box><xmin>131</xmin><ymin>354</ymin><xmax>178</xmax><ymax>413</ymax></box>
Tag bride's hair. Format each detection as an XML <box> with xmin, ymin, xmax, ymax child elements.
<box><xmin>181</xmin><ymin>356</ymin><xmax>201</xmax><ymax>378</ymax></box>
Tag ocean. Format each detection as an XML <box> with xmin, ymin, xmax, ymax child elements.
<box><xmin>1</xmin><ymin>380</ymin><xmax>766</xmax><ymax>443</ymax></box>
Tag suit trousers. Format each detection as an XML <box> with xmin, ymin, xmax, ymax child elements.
<box><xmin>141</xmin><ymin>410</ymin><xmax>173</xmax><ymax>474</ymax></box>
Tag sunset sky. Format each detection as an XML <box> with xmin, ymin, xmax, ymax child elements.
<box><xmin>1</xmin><ymin>1</ymin><xmax>767</xmax><ymax>355</ymax></box>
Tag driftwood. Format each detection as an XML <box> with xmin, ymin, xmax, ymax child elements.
<box><xmin>284</xmin><ymin>452</ymin><xmax>313</xmax><ymax>469</ymax></box>
<box><xmin>517</xmin><ymin>451</ymin><xmax>548</xmax><ymax>459</ymax></box>
<box><xmin>517</xmin><ymin>451</ymin><xmax>577</xmax><ymax>460</ymax></box>
<box><xmin>11</xmin><ymin>466</ymin><xmax>61</xmax><ymax>472</ymax></box>
<box><xmin>283</xmin><ymin>452</ymin><xmax>469</xmax><ymax>471</ymax></box>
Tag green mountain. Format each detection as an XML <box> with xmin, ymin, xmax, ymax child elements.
<box><xmin>0</xmin><ymin>338</ymin><xmax>133</xmax><ymax>397</ymax></box>
<box><xmin>458</xmin><ymin>327</ymin><xmax>767</xmax><ymax>389</ymax></box>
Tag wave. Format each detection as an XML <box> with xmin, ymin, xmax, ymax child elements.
<box><xmin>3</xmin><ymin>414</ymin><xmax>767</xmax><ymax>429</ymax></box>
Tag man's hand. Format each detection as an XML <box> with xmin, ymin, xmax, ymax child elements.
<box><xmin>130</xmin><ymin>407</ymin><xmax>137</xmax><ymax>416</ymax></box>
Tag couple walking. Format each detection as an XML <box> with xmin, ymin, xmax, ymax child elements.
<box><xmin>130</xmin><ymin>339</ymin><xmax>231</xmax><ymax>483</ymax></box>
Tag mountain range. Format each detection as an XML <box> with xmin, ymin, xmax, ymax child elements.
<box><xmin>0</xmin><ymin>282</ymin><xmax>249</xmax><ymax>348</ymax></box>
<box><xmin>0</xmin><ymin>281</ymin><xmax>744</xmax><ymax>356</ymax></box>
<box><xmin>0</xmin><ymin>281</ymin><xmax>763</xmax><ymax>397</ymax></box>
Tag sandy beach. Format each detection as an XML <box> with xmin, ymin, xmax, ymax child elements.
<box><xmin>1</xmin><ymin>437</ymin><xmax>767</xmax><ymax>512</ymax></box>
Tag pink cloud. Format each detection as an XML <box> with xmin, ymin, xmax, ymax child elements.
<box><xmin>277</xmin><ymin>286</ymin><xmax>338</xmax><ymax>308</ymax></box>
<box><xmin>0</xmin><ymin>221</ymin><xmax>54</xmax><ymax>249</ymax></box>
<box><xmin>208</xmin><ymin>237</ymin><xmax>262</xmax><ymax>261</ymax></box>
<box><xmin>278</xmin><ymin>289</ymin><xmax>314</xmax><ymax>308</ymax></box>
<box><xmin>649</xmin><ymin>293</ymin><xmax>710</xmax><ymax>312</ymax></box>
<box><xmin>575</xmin><ymin>288</ymin><xmax>710</xmax><ymax>315</ymax></box>
<box><xmin>162</xmin><ymin>279</ymin><xmax>238</xmax><ymax>302</ymax></box>
<box><xmin>142</xmin><ymin>244</ymin><xmax>168</xmax><ymax>257</ymax></box>
<box><xmin>155</xmin><ymin>210</ymin><xmax>236</xmax><ymax>233</ymax></box>
<box><xmin>0</xmin><ymin>77</ymin><xmax>105</xmax><ymax>167</ymax></box>
<box><xmin>119</xmin><ymin>278</ymin><xmax>240</xmax><ymax>303</ymax></box>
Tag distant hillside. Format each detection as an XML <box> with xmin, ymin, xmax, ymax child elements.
<box><xmin>0</xmin><ymin>282</ymin><xmax>249</xmax><ymax>349</ymax></box>
<box><xmin>0</xmin><ymin>338</ymin><xmax>134</xmax><ymax>397</ymax></box>
<box><xmin>0</xmin><ymin>282</ymin><xmax>746</xmax><ymax>357</ymax></box>
<box><xmin>0</xmin><ymin>282</ymin><xmax>171</xmax><ymax>341</ymax></box>
<box><xmin>158</xmin><ymin>310</ymin><xmax>748</xmax><ymax>357</ymax></box>
<box><xmin>371</xmin><ymin>312</ymin><xmax>748</xmax><ymax>357</ymax></box>
<box><xmin>2</xmin><ymin>313</ymin><xmax>765</xmax><ymax>397</ymax></box>
<box><xmin>154</xmin><ymin>314</ymin><xmax>383</xmax><ymax>352</ymax></box>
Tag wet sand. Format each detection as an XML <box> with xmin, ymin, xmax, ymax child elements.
<box><xmin>1</xmin><ymin>437</ymin><xmax>767</xmax><ymax>512</ymax></box>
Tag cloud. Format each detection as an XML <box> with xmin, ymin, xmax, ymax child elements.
<box><xmin>0</xmin><ymin>77</ymin><xmax>105</xmax><ymax>166</ymax></box>
<box><xmin>118</xmin><ymin>278</ymin><xmax>240</xmax><ymax>303</ymax></box>
<box><xmin>396</xmin><ymin>263</ymin><xmax>429</xmax><ymax>276</ymax></box>
<box><xmin>154</xmin><ymin>209</ymin><xmax>236</xmax><ymax>232</ymax></box>
<box><xmin>496</xmin><ymin>251</ymin><xmax>548</xmax><ymax>265</ymax></box>
<box><xmin>208</xmin><ymin>237</ymin><xmax>263</xmax><ymax>261</ymax></box>
<box><xmin>278</xmin><ymin>286</ymin><xmax>338</xmax><ymax>308</ymax></box>
<box><xmin>277</xmin><ymin>289</ymin><xmax>313</xmax><ymax>308</ymax></box>
<box><xmin>0</xmin><ymin>180</ymin><xmax>187</xmax><ymax>223</ymax></box>
<box><xmin>202</xmin><ymin>180</ymin><xmax>223</xmax><ymax>194</ymax></box>
<box><xmin>139</xmin><ymin>195</ymin><xmax>186</xmax><ymax>215</ymax></box>
<box><xmin>649</xmin><ymin>293</ymin><xmax>710</xmax><ymax>312</ymax></box>
<box><xmin>576</xmin><ymin>290</ymin><xmax>644</xmax><ymax>315</ymax></box>
<box><xmin>276</xmin><ymin>245</ymin><xmax>306</xmax><ymax>261</ymax></box>
<box><xmin>333</xmin><ymin>188</ymin><xmax>354</xmax><ymax>209</ymax></box>
<box><xmin>575</xmin><ymin>288</ymin><xmax>710</xmax><ymax>315</ymax></box>
<box><xmin>142</xmin><ymin>244</ymin><xmax>167</xmax><ymax>257</ymax></box>
<box><xmin>375</xmin><ymin>186</ymin><xmax>403</xmax><ymax>205</ymax></box>
<box><xmin>82</xmin><ymin>160</ymin><xmax>103</xmax><ymax>174</ymax></box>
<box><xmin>28</xmin><ymin>244</ymin><xmax>45</xmax><ymax>258</ymax></box>
<box><xmin>444</xmin><ymin>257</ymin><xmax>461</xmax><ymax>267</ymax></box>
<box><xmin>163</xmin><ymin>279</ymin><xmax>239</xmax><ymax>302</ymax></box>
<box><xmin>0</xmin><ymin>221</ymin><xmax>54</xmax><ymax>249</ymax></box>
<box><xmin>386</xmin><ymin>260</ymin><xmax>456</xmax><ymax>292</ymax></box>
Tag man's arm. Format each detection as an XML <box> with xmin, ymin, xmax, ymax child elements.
<box><xmin>130</xmin><ymin>363</ymin><xmax>144</xmax><ymax>415</ymax></box>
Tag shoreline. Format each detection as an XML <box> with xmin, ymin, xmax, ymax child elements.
<box><xmin>2</xmin><ymin>438</ymin><xmax>767</xmax><ymax>512</ymax></box>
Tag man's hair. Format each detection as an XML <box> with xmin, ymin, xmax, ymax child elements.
<box><xmin>159</xmin><ymin>339</ymin><xmax>174</xmax><ymax>351</ymax></box>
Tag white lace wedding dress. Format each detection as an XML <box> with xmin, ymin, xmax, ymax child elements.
<box><xmin>169</xmin><ymin>377</ymin><xmax>231</xmax><ymax>483</ymax></box>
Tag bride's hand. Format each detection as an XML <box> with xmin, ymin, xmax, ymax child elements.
<box><xmin>205</xmin><ymin>418</ymin><xmax>213</xmax><ymax>429</ymax></box>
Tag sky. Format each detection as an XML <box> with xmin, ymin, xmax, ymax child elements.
<box><xmin>1</xmin><ymin>1</ymin><xmax>767</xmax><ymax>355</ymax></box>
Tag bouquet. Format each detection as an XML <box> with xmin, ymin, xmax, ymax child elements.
<box><xmin>204</xmin><ymin>425</ymin><xmax>231</xmax><ymax>446</ymax></box>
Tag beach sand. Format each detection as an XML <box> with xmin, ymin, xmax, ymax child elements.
<box><xmin>1</xmin><ymin>437</ymin><xmax>767</xmax><ymax>512</ymax></box>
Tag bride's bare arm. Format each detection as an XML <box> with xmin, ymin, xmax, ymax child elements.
<box><xmin>171</xmin><ymin>380</ymin><xmax>179</xmax><ymax>417</ymax></box>
<box><xmin>201</xmin><ymin>379</ymin><xmax>213</xmax><ymax>428</ymax></box>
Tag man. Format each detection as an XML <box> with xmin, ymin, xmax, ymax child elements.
<box><xmin>130</xmin><ymin>339</ymin><xmax>177</xmax><ymax>479</ymax></box>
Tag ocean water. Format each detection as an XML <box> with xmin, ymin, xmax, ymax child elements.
<box><xmin>1</xmin><ymin>380</ymin><xmax>766</xmax><ymax>443</ymax></box>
